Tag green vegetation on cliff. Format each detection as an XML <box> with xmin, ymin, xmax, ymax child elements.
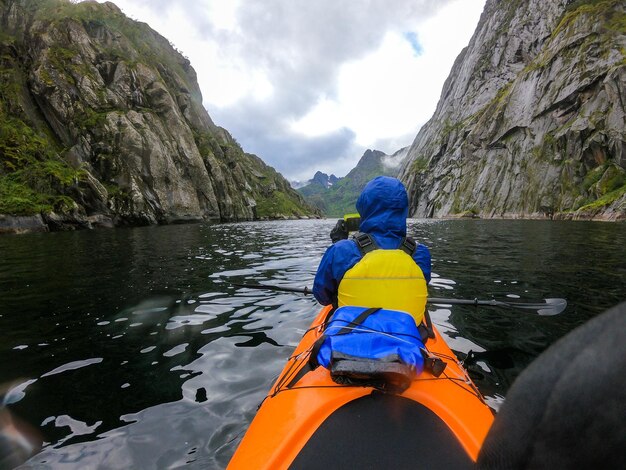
<box><xmin>0</xmin><ymin>112</ymin><xmax>81</xmax><ymax>215</ymax></box>
<box><xmin>400</xmin><ymin>0</ymin><xmax>625</xmax><ymax>220</ymax></box>
<box><xmin>28</xmin><ymin>0</ymin><xmax>199</xmax><ymax>98</ymax></box>
<box><xmin>0</xmin><ymin>0</ymin><xmax>317</xmax><ymax>228</ymax></box>
<box><xmin>255</xmin><ymin>190</ymin><xmax>309</xmax><ymax>218</ymax></box>
<box><xmin>0</xmin><ymin>46</ymin><xmax>83</xmax><ymax>215</ymax></box>
<box><xmin>304</xmin><ymin>178</ymin><xmax>359</xmax><ymax>217</ymax></box>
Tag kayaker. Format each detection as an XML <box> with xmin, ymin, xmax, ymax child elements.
<box><xmin>313</xmin><ymin>176</ymin><xmax>431</xmax><ymax>324</ymax></box>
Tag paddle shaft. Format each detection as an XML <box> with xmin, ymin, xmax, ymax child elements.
<box><xmin>230</xmin><ymin>282</ymin><xmax>566</xmax><ymax>315</ymax></box>
<box><xmin>234</xmin><ymin>283</ymin><xmax>312</xmax><ymax>295</ymax></box>
<box><xmin>430</xmin><ymin>297</ymin><xmax>521</xmax><ymax>308</ymax></box>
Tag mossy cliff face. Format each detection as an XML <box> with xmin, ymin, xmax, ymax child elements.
<box><xmin>400</xmin><ymin>0</ymin><xmax>626</xmax><ymax>221</ymax></box>
<box><xmin>0</xmin><ymin>0</ymin><xmax>317</xmax><ymax>233</ymax></box>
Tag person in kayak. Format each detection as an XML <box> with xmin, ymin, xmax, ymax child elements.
<box><xmin>313</xmin><ymin>176</ymin><xmax>431</xmax><ymax>325</ymax></box>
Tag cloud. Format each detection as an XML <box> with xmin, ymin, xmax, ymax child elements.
<box><xmin>213</xmin><ymin>98</ymin><xmax>357</xmax><ymax>178</ymax></box>
<box><xmin>381</xmin><ymin>147</ymin><xmax>410</xmax><ymax>170</ymax></box>
<box><xmin>93</xmin><ymin>0</ymin><xmax>485</xmax><ymax>181</ymax></box>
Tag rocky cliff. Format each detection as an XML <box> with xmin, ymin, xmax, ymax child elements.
<box><xmin>299</xmin><ymin>148</ymin><xmax>408</xmax><ymax>216</ymax></box>
<box><xmin>0</xmin><ymin>0</ymin><xmax>317</xmax><ymax>234</ymax></box>
<box><xmin>399</xmin><ymin>0</ymin><xmax>625</xmax><ymax>221</ymax></box>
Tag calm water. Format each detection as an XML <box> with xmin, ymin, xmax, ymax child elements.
<box><xmin>0</xmin><ymin>219</ymin><xmax>624</xmax><ymax>468</ymax></box>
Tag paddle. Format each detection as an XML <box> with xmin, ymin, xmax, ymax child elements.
<box><xmin>428</xmin><ymin>297</ymin><xmax>567</xmax><ymax>316</ymax></box>
<box><xmin>231</xmin><ymin>283</ymin><xmax>313</xmax><ymax>295</ymax></box>
<box><xmin>229</xmin><ymin>282</ymin><xmax>567</xmax><ymax>316</ymax></box>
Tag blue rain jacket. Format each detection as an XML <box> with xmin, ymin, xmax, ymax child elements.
<box><xmin>313</xmin><ymin>176</ymin><xmax>431</xmax><ymax>306</ymax></box>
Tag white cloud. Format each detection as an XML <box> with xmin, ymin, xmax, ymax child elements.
<box><xmin>90</xmin><ymin>0</ymin><xmax>486</xmax><ymax>181</ymax></box>
<box><xmin>204</xmin><ymin>0</ymin><xmax>239</xmax><ymax>32</ymax></box>
<box><xmin>292</xmin><ymin>0</ymin><xmax>485</xmax><ymax>152</ymax></box>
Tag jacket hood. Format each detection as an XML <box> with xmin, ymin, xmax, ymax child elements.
<box><xmin>356</xmin><ymin>176</ymin><xmax>408</xmax><ymax>242</ymax></box>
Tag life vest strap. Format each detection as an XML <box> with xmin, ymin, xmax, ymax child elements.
<box><xmin>352</xmin><ymin>232</ymin><xmax>378</xmax><ymax>254</ymax></box>
<box><xmin>400</xmin><ymin>237</ymin><xmax>417</xmax><ymax>256</ymax></box>
<box><xmin>352</xmin><ymin>232</ymin><xmax>418</xmax><ymax>257</ymax></box>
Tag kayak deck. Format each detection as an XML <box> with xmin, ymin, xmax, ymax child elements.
<box><xmin>290</xmin><ymin>393</ymin><xmax>473</xmax><ymax>469</ymax></box>
<box><xmin>228</xmin><ymin>305</ymin><xmax>494</xmax><ymax>469</ymax></box>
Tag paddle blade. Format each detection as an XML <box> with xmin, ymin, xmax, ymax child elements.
<box><xmin>537</xmin><ymin>298</ymin><xmax>567</xmax><ymax>316</ymax></box>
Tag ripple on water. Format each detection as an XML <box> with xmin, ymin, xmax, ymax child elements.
<box><xmin>41</xmin><ymin>358</ymin><xmax>104</xmax><ymax>378</ymax></box>
<box><xmin>162</xmin><ymin>343</ymin><xmax>189</xmax><ymax>358</ymax></box>
<box><xmin>42</xmin><ymin>415</ymin><xmax>103</xmax><ymax>447</ymax></box>
<box><xmin>165</xmin><ymin>314</ymin><xmax>217</xmax><ymax>330</ymax></box>
<box><xmin>193</xmin><ymin>303</ymin><xmax>233</xmax><ymax>315</ymax></box>
<box><xmin>1</xmin><ymin>219</ymin><xmax>623</xmax><ymax>467</ymax></box>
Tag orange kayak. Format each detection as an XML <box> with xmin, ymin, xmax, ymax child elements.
<box><xmin>228</xmin><ymin>305</ymin><xmax>494</xmax><ymax>469</ymax></box>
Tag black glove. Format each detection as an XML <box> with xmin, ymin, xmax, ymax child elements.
<box><xmin>330</xmin><ymin>219</ymin><xmax>348</xmax><ymax>243</ymax></box>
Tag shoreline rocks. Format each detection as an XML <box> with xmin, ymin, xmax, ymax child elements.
<box><xmin>0</xmin><ymin>212</ymin><xmax>322</xmax><ymax>235</ymax></box>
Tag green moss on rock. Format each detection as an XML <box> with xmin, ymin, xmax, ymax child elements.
<box><xmin>255</xmin><ymin>190</ymin><xmax>305</xmax><ymax>218</ymax></box>
<box><xmin>577</xmin><ymin>183</ymin><xmax>626</xmax><ymax>211</ymax></box>
<box><xmin>411</xmin><ymin>156</ymin><xmax>429</xmax><ymax>173</ymax></box>
<box><xmin>582</xmin><ymin>163</ymin><xmax>608</xmax><ymax>190</ymax></box>
<box><xmin>0</xmin><ymin>104</ymin><xmax>84</xmax><ymax>215</ymax></box>
<box><xmin>597</xmin><ymin>164</ymin><xmax>626</xmax><ymax>194</ymax></box>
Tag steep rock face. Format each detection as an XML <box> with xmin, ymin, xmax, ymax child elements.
<box><xmin>0</xmin><ymin>0</ymin><xmax>317</xmax><ymax>231</ymax></box>
<box><xmin>400</xmin><ymin>0</ymin><xmax>626</xmax><ymax>220</ymax></box>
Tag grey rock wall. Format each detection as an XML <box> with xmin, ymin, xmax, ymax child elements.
<box><xmin>0</xmin><ymin>0</ymin><xmax>317</xmax><ymax>233</ymax></box>
<box><xmin>400</xmin><ymin>0</ymin><xmax>625</xmax><ymax>221</ymax></box>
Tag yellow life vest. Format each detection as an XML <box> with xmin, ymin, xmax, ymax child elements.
<box><xmin>337</xmin><ymin>236</ymin><xmax>428</xmax><ymax>325</ymax></box>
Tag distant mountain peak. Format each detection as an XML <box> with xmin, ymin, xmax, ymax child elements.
<box><xmin>311</xmin><ymin>171</ymin><xmax>339</xmax><ymax>189</ymax></box>
<box><xmin>297</xmin><ymin>147</ymin><xmax>408</xmax><ymax>216</ymax></box>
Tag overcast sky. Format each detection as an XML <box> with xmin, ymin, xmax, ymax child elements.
<box><xmin>93</xmin><ymin>0</ymin><xmax>486</xmax><ymax>181</ymax></box>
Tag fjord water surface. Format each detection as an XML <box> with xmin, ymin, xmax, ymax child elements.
<box><xmin>0</xmin><ymin>219</ymin><xmax>624</xmax><ymax>468</ymax></box>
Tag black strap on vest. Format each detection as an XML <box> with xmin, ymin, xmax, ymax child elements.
<box><xmin>352</xmin><ymin>232</ymin><xmax>378</xmax><ymax>255</ymax></box>
<box><xmin>352</xmin><ymin>232</ymin><xmax>418</xmax><ymax>257</ymax></box>
<box><xmin>417</xmin><ymin>324</ymin><xmax>429</xmax><ymax>343</ymax></box>
<box><xmin>400</xmin><ymin>237</ymin><xmax>417</xmax><ymax>255</ymax></box>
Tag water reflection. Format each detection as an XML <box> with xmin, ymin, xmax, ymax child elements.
<box><xmin>0</xmin><ymin>219</ymin><xmax>624</xmax><ymax>467</ymax></box>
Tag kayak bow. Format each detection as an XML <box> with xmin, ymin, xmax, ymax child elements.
<box><xmin>228</xmin><ymin>305</ymin><xmax>494</xmax><ymax>469</ymax></box>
